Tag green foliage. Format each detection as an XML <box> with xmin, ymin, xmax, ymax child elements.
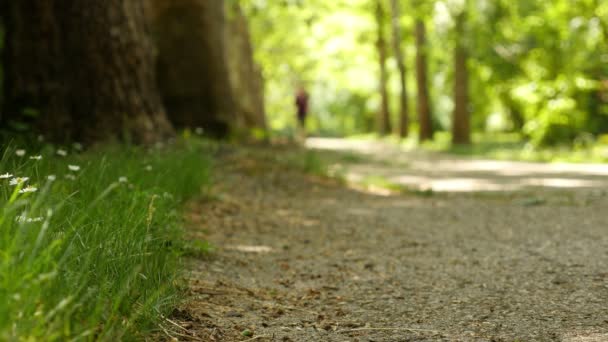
<box><xmin>0</xmin><ymin>140</ymin><xmax>211</xmax><ymax>340</ymax></box>
<box><xmin>242</xmin><ymin>0</ymin><xmax>608</xmax><ymax>147</ymax></box>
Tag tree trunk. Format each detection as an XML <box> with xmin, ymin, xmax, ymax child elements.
<box><xmin>415</xmin><ymin>19</ymin><xmax>433</xmax><ymax>142</ymax></box>
<box><xmin>452</xmin><ymin>11</ymin><xmax>470</xmax><ymax>145</ymax></box>
<box><xmin>2</xmin><ymin>1</ymin><xmax>173</xmax><ymax>144</ymax></box>
<box><xmin>225</xmin><ymin>2</ymin><xmax>267</xmax><ymax>137</ymax></box>
<box><xmin>376</xmin><ymin>0</ymin><xmax>392</xmax><ymax>136</ymax></box>
<box><xmin>149</xmin><ymin>0</ymin><xmax>236</xmax><ymax>138</ymax></box>
<box><xmin>390</xmin><ymin>0</ymin><xmax>409</xmax><ymax>138</ymax></box>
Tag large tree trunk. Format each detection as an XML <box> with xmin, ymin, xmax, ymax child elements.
<box><xmin>452</xmin><ymin>10</ymin><xmax>470</xmax><ymax>145</ymax></box>
<box><xmin>390</xmin><ymin>0</ymin><xmax>409</xmax><ymax>138</ymax></box>
<box><xmin>2</xmin><ymin>1</ymin><xmax>173</xmax><ymax>144</ymax></box>
<box><xmin>415</xmin><ymin>19</ymin><xmax>434</xmax><ymax>142</ymax></box>
<box><xmin>375</xmin><ymin>0</ymin><xmax>392</xmax><ymax>136</ymax></box>
<box><xmin>149</xmin><ymin>0</ymin><xmax>236</xmax><ymax>138</ymax></box>
<box><xmin>225</xmin><ymin>2</ymin><xmax>267</xmax><ymax>137</ymax></box>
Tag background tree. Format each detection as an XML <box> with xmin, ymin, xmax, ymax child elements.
<box><xmin>375</xmin><ymin>0</ymin><xmax>392</xmax><ymax>135</ymax></box>
<box><xmin>225</xmin><ymin>2</ymin><xmax>267</xmax><ymax>137</ymax></box>
<box><xmin>149</xmin><ymin>0</ymin><xmax>236</xmax><ymax>138</ymax></box>
<box><xmin>390</xmin><ymin>0</ymin><xmax>409</xmax><ymax>138</ymax></box>
<box><xmin>451</xmin><ymin>3</ymin><xmax>470</xmax><ymax>145</ymax></box>
<box><xmin>415</xmin><ymin>18</ymin><xmax>433</xmax><ymax>142</ymax></box>
<box><xmin>2</xmin><ymin>0</ymin><xmax>173</xmax><ymax>144</ymax></box>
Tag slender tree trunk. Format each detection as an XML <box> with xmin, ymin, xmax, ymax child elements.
<box><xmin>375</xmin><ymin>0</ymin><xmax>392</xmax><ymax>136</ymax></box>
<box><xmin>149</xmin><ymin>0</ymin><xmax>236</xmax><ymax>138</ymax></box>
<box><xmin>452</xmin><ymin>10</ymin><xmax>470</xmax><ymax>145</ymax></box>
<box><xmin>390</xmin><ymin>0</ymin><xmax>409</xmax><ymax>138</ymax></box>
<box><xmin>2</xmin><ymin>1</ymin><xmax>173</xmax><ymax>144</ymax></box>
<box><xmin>415</xmin><ymin>19</ymin><xmax>433</xmax><ymax>142</ymax></box>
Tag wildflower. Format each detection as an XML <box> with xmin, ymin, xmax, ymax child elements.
<box><xmin>144</xmin><ymin>165</ymin><xmax>152</xmax><ymax>171</ymax></box>
<box><xmin>19</xmin><ymin>186</ymin><xmax>38</xmax><ymax>193</ymax></box>
<box><xmin>73</xmin><ymin>142</ymin><xmax>83</xmax><ymax>151</ymax></box>
<box><xmin>29</xmin><ymin>155</ymin><xmax>42</xmax><ymax>160</ymax></box>
<box><xmin>57</xmin><ymin>149</ymin><xmax>68</xmax><ymax>157</ymax></box>
<box><xmin>195</xmin><ymin>127</ymin><xmax>204</xmax><ymax>135</ymax></box>
<box><xmin>65</xmin><ymin>174</ymin><xmax>76</xmax><ymax>180</ymax></box>
<box><xmin>9</xmin><ymin>177</ymin><xmax>29</xmax><ymax>185</ymax></box>
<box><xmin>68</xmin><ymin>165</ymin><xmax>80</xmax><ymax>172</ymax></box>
<box><xmin>15</xmin><ymin>150</ymin><xmax>26</xmax><ymax>157</ymax></box>
<box><xmin>37</xmin><ymin>135</ymin><xmax>45</xmax><ymax>142</ymax></box>
<box><xmin>0</xmin><ymin>173</ymin><xmax>13</xmax><ymax>179</ymax></box>
<box><xmin>16</xmin><ymin>215</ymin><xmax>43</xmax><ymax>223</ymax></box>
<box><xmin>118</xmin><ymin>176</ymin><xmax>128</xmax><ymax>183</ymax></box>
<box><xmin>47</xmin><ymin>175</ymin><xmax>57</xmax><ymax>181</ymax></box>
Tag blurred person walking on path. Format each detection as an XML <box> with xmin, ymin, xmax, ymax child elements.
<box><xmin>295</xmin><ymin>86</ymin><xmax>309</xmax><ymax>142</ymax></box>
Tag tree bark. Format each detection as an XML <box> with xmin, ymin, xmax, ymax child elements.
<box><xmin>2</xmin><ymin>1</ymin><xmax>173</xmax><ymax>144</ymax></box>
<box><xmin>390</xmin><ymin>0</ymin><xmax>409</xmax><ymax>138</ymax></box>
<box><xmin>376</xmin><ymin>0</ymin><xmax>392</xmax><ymax>136</ymax></box>
<box><xmin>225</xmin><ymin>2</ymin><xmax>267</xmax><ymax>136</ymax></box>
<box><xmin>415</xmin><ymin>19</ymin><xmax>434</xmax><ymax>142</ymax></box>
<box><xmin>149</xmin><ymin>0</ymin><xmax>236</xmax><ymax>138</ymax></box>
<box><xmin>452</xmin><ymin>10</ymin><xmax>470</xmax><ymax>145</ymax></box>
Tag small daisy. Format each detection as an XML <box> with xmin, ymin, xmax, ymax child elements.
<box><xmin>118</xmin><ymin>176</ymin><xmax>128</xmax><ymax>183</ymax></box>
<box><xmin>29</xmin><ymin>155</ymin><xmax>42</xmax><ymax>160</ymax></box>
<box><xmin>9</xmin><ymin>177</ymin><xmax>29</xmax><ymax>185</ymax></box>
<box><xmin>56</xmin><ymin>149</ymin><xmax>68</xmax><ymax>157</ymax></box>
<box><xmin>68</xmin><ymin>165</ymin><xmax>80</xmax><ymax>172</ymax></box>
<box><xmin>16</xmin><ymin>216</ymin><xmax>43</xmax><ymax>223</ymax></box>
<box><xmin>144</xmin><ymin>165</ymin><xmax>152</xmax><ymax>171</ymax></box>
<box><xmin>47</xmin><ymin>175</ymin><xmax>57</xmax><ymax>181</ymax></box>
<box><xmin>15</xmin><ymin>150</ymin><xmax>26</xmax><ymax>157</ymax></box>
<box><xmin>0</xmin><ymin>173</ymin><xmax>13</xmax><ymax>179</ymax></box>
<box><xmin>19</xmin><ymin>186</ymin><xmax>38</xmax><ymax>193</ymax></box>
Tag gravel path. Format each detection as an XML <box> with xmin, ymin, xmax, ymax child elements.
<box><xmin>172</xmin><ymin>143</ymin><xmax>608</xmax><ymax>342</ymax></box>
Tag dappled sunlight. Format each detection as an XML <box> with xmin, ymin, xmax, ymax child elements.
<box><xmin>313</xmin><ymin>138</ymin><xmax>608</xmax><ymax>192</ymax></box>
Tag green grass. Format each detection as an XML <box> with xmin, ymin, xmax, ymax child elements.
<box><xmin>0</xmin><ymin>139</ymin><xmax>211</xmax><ymax>340</ymax></box>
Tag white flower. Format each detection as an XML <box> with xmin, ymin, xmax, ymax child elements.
<box><xmin>56</xmin><ymin>149</ymin><xmax>68</xmax><ymax>157</ymax></box>
<box><xmin>29</xmin><ymin>155</ymin><xmax>42</xmax><ymax>160</ymax></box>
<box><xmin>15</xmin><ymin>150</ymin><xmax>26</xmax><ymax>157</ymax></box>
<box><xmin>144</xmin><ymin>165</ymin><xmax>152</xmax><ymax>171</ymax></box>
<box><xmin>9</xmin><ymin>177</ymin><xmax>29</xmax><ymax>185</ymax></box>
<box><xmin>16</xmin><ymin>215</ymin><xmax>43</xmax><ymax>223</ymax></box>
<box><xmin>47</xmin><ymin>175</ymin><xmax>57</xmax><ymax>181</ymax></box>
<box><xmin>68</xmin><ymin>165</ymin><xmax>80</xmax><ymax>172</ymax></box>
<box><xmin>73</xmin><ymin>142</ymin><xmax>83</xmax><ymax>151</ymax></box>
<box><xmin>0</xmin><ymin>173</ymin><xmax>13</xmax><ymax>179</ymax></box>
<box><xmin>118</xmin><ymin>176</ymin><xmax>128</xmax><ymax>183</ymax></box>
<box><xmin>65</xmin><ymin>174</ymin><xmax>76</xmax><ymax>180</ymax></box>
<box><xmin>19</xmin><ymin>186</ymin><xmax>38</xmax><ymax>193</ymax></box>
<box><xmin>195</xmin><ymin>127</ymin><xmax>204</xmax><ymax>135</ymax></box>
<box><xmin>37</xmin><ymin>135</ymin><xmax>45</xmax><ymax>142</ymax></box>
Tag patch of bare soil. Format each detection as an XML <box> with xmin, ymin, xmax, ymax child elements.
<box><xmin>166</xmin><ymin>146</ymin><xmax>608</xmax><ymax>341</ymax></box>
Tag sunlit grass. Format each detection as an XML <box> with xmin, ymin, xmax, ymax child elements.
<box><xmin>0</xmin><ymin>139</ymin><xmax>211</xmax><ymax>340</ymax></box>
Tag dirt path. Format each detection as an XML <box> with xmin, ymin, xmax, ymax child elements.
<box><xmin>307</xmin><ymin>138</ymin><xmax>608</xmax><ymax>192</ymax></box>
<box><xmin>172</xmin><ymin>142</ymin><xmax>608</xmax><ymax>342</ymax></box>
